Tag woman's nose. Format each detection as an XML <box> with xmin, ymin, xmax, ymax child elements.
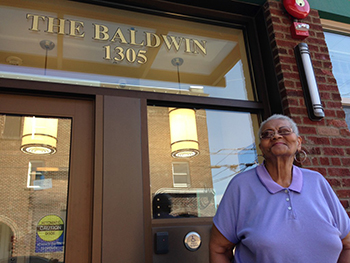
<box><xmin>272</xmin><ymin>131</ymin><xmax>283</xmax><ymax>139</ymax></box>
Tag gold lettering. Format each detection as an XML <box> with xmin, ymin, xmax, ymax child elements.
<box><xmin>46</xmin><ymin>17</ymin><xmax>65</xmax><ymax>34</ymax></box>
<box><xmin>69</xmin><ymin>20</ymin><xmax>85</xmax><ymax>38</ymax></box>
<box><xmin>184</xmin><ymin>38</ymin><xmax>191</xmax><ymax>53</ymax></box>
<box><xmin>26</xmin><ymin>14</ymin><xmax>46</xmax><ymax>32</ymax></box>
<box><xmin>129</xmin><ymin>29</ymin><xmax>144</xmax><ymax>46</ymax></box>
<box><xmin>145</xmin><ymin>32</ymin><xmax>160</xmax><ymax>48</ymax></box>
<box><xmin>103</xmin><ymin>45</ymin><xmax>111</xmax><ymax>60</ymax></box>
<box><xmin>161</xmin><ymin>35</ymin><xmax>183</xmax><ymax>51</ymax></box>
<box><xmin>113</xmin><ymin>46</ymin><xmax>125</xmax><ymax>62</ymax></box>
<box><xmin>110</xmin><ymin>28</ymin><xmax>127</xmax><ymax>44</ymax></box>
<box><xmin>137</xmin><ymin>50</ymin><xmax>147</xmax><ymax>64</ymax></box>
<box><xmin>26</xmin><ymin>14</ymin><xmax>208</xmax><ymax>58</ymax></box>
<box><xmin>193</xmin><ymin>39</ymin><xmax>207</xmax><ymax>55</ymax></box>
<box><xmin>93</xmin><ymin>24</ymin><xmax>109</xmax><ymax>40</ymax></box>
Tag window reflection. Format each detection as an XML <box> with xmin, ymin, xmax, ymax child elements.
<box><xmin>324</xmin><ymin>31</ymin><xmax>350</xmax><ymax>129</ymax></box>
<box><xmin>148</xmin><ymin>106</ymin><xmax>260</xmax><ymax>218</ymax></box>
<box><xmin>0</xmin><ymin>115</ymin><xmax>70</xmax><ymax>262</ymax></box>
<box><xmin>324</xmin><ymin>31</ymin><xmax>350</xmax><ymax>99</ymax></box>
<box><xmin>0</xmin><ymin>0</ymin><xmax>255</xmax><ymax>101</ymax></box>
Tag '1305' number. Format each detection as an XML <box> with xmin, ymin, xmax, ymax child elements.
<box><xmin>103</xmin><ymin>45</ymin><xmax>148</xmax><ymax>64</ymax></box>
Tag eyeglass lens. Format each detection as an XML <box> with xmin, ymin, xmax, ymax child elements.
<box><xmin>260</xmin><ymin>126</ymin><xmax>293</xmax><ymax>139</ymax></box>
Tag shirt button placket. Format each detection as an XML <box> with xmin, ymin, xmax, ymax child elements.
<box><xmin>285</xmin><ymin>189</ymin><xmax>296</xmax><ymax>219</ymax></box>
<box><xmin>285</xmin><ymin>189</ymin><xmax>292</xmax><ymax>211</ymax></box>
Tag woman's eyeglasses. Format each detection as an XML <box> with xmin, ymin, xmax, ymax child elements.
<box><xmin>260</xmin><ymin>126</ymin><xmax>294</xmax><ymax>139</ymax></box>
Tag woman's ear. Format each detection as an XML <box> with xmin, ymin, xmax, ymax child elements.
<box><xmin>297</xmin><ymin>136</ymin><xmax>302</xmax><ymax>151</ymax></box>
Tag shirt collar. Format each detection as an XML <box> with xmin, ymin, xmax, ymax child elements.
<box><xmin>256</xmin><ymin>163</ymin><xmax>303</xmax><ymax>194</ymax></box>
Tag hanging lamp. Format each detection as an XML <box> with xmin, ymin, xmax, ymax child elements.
<box><xmin>21</xmin><ymin>117</ymin><xmax>58</xmax><ymax>155</ymax></box>
<box><xmin>169</xmin><ymin>108</ymin><xmax>199</xmax><ymax>158</ymax></box>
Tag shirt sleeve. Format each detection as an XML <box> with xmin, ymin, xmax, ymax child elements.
<box><xmin>213</xmin><ymin>178</ymin><xmax>239</xmax><ymax>244</ymax></box>
<box><xmin>320</xmin><ymin>175</ymin><xmax>350</xmax><ymax>239</ymax></box>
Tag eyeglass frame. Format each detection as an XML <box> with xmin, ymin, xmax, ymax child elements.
<box><xmin>259</xmin><ymin>126</ymin><xmax>294</xmax><ymax>140</ymax></box>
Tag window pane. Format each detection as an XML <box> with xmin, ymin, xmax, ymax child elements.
<box><xmin>0</xmin><ymin>115</ymin><xmax>71</xmax><ymax>262</ymax></box>
<box><xmin>324</xmin><ymin>31</ymin><xmax>350</xmax><ymax>129</ymax></box>
<box><xmin>324</xmin><ymin>31</ymin><xmax>350</xmax><ymax>98</ymax></box>
<box><xmin>148</xmin><ymin>106</ymin><xmax>260</xmax><ymax>218</ymax></box>
<box><xmin>344</xmin><ymin>106</ymin><xmax>350</xmax><ymax>129</ymax></box>
<box><xmin>0</xmin><ymin>0</ymin><xmax>256</xmax><ymax>101</ymax></box>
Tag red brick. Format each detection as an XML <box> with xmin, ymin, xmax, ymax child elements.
<box><xmin>337</xmin><ymin>190</ymin><xmax>350</xmax><ymax>198</ymax></box>
<box><xmin>331</xmin><ymin>138</ymin><xmax>350</xmax><ymax>146</ymax></box>
<box><xmin>306</xmin><ymin>136</ymin><xmax>330</xmax><ymax>145</ymax></box>
<box><xmin>318</xmin><ymin>83</ymin><xmax>339</xmax><ymax>92</ymax></box>
<box><xmin>302</xmin><ymin>117</ymin><xmax>325</xmax><ymax>125</ymax></box>
<box><xmin>340</xmin><ymin>129</ymin><xmax>350</xmax><ymax>137</ymax></box>
<box><xmin>331</xmin><ymin>158</ymin><xmax>342</xmax><ymax>166</ymax></box>
<box><xmin>328</xmin><ymin>168</ymin><xmax>350</xmax><ymax>177</ymax></box>
<box><xmin>299</xmin><ymin>126</ymin><xmax>317</xmax><ymax>135</ymax></box>
<box><xmin>328</xmin><ymin>119</ymin><xmax>348</xmax><ymax>128</ymax></box>
<box><xmin>340</xmin><ymin>200</ymin><xmax>349</xmax><ymax>209</ymax></box>
<box><xmin>317</xmin><ymin>126</ymin><xmax>339</xmax><ymax>136</ymax></box>
<box><xmin>320</xmin><ymin>157</ymin><xmax>330</xmax><ymax>165</ymax></box>
<box><xmin>309</xmin><ymin>167</ymin><xmax>326</xmax><ymax>175</ymax></box>
<box><xmin>320</xmin><ymin>92</ymin><xmax>331</xmax><ymax>100</ymax></box>
<box><xmin>322</xmin><ymin>61</ymin><xmax>332</xmax><ymax>69</ymax></box>
<box><xmin>326</xmin><ymin>101</ymin><xmax>342</xmax><ymax>108</ymax></box>
<box><xmin>323</xmin><ymin>147</ymin><xmax>345</xmax><ymax>156</ymax></box>
<box><xmin>311</xmin><ymin>157</ymin><xmax>319</xmax><ymax>166</ymax></box>
<box><xmin>336</xmin><ymin>110</ymin><xmax>345</xmax><ymax>119</ymax></box>
<box><xmin>327</xmin><ymin>178</ymin><xmax>341</xmax><ymax>187</ymax></box>
<box><xmin>342</xmin><ymin>179</ymin><xmax>350</xmax><ymax>187</ymax></box>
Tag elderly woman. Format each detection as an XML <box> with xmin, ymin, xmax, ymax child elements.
<box><xmin>209</xmin><ymin>114</ymin><xmax>350</xmax><ymax>263</ymax></box>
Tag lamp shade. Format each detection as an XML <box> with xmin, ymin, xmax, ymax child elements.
<box><xmin>21</xmin><ymin>117</ymin><xmax>58</xmax><ymax>155</ymax></box>
<box><xmin>169</xmin><ymin>108</ymin><xmax>199</xmax><ymax>158</ymax></box>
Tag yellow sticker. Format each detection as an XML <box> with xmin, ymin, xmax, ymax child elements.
<box><xmin>37</xmin><ymin>215</ymin><xmax>64</xmax><ymax>242</ymax></box>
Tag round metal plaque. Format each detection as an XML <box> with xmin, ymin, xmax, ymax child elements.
<box><xmin>184</xmin><ymin>231</ymin><xmax>201</xmax><ymax>251</ymax></box>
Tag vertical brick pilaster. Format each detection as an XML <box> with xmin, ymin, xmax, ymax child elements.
<box><xmin>264</xmin><ymin>0</ymin><xmax>350</xmax><ymax>213</ymax></box>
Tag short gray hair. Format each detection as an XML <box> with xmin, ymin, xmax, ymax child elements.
<box><xmin>258</xmin><ymin>114</ymin><xmax>299</xmax><ymax>140</ymax></box>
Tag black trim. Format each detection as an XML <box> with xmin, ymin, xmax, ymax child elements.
<box><xmin>0</xmin><ymin>78</ymin><xmax>264</xmax><ymax>113</ymax></box>
<box><xmin>254</xmin><ymin>7</ymin><xmax>283</xmax><ymax>116</ymax></box>
<box><xmin>70</xmin><ymin>0</ymin><xmax>261</xmax><ymax>21</ymax></box>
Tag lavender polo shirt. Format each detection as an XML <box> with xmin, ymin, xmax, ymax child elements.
<box><xmin>213</xmin><ymin>164</ymin><xmax>350</xmax><ymax>263</ymax></box>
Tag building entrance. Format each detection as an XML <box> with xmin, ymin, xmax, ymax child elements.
<box><xmin>0</xmin><ymin>93</ymin><xmax>94</xmax><ymax>263</ymax></box>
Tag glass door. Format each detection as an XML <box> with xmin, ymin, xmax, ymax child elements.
<box><xmin>0</xmin><ymin>94</ymin><xmax>94</xmax><ymax>263</ymax></box>
<box><xmin>0</xmin><ymin>115</ymin><xmax>70</xmax><ymax>263</ymax></box>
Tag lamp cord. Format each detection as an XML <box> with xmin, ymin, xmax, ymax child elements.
<box><xmin>176</xmin><ymin>65</ymin><xmax>181</xmax><ymax>94</ymax></box>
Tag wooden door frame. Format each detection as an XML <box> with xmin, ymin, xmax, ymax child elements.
<box><xmin>0</xmin><ymin>93</ymin><xmax>95</xmax><ymax>263</ymax></box>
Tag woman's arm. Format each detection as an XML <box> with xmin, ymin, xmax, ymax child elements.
<box><xmin>338</xmin><ymin>231</ymin><xmax>350</xmax><ymax>263</ymax></box>
<box><xmin>209</xmin><ymin>224</ymin><xmax>235</xmax><ymax>263</ymax></box>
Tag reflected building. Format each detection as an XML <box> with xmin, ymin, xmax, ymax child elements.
<box><xmin>148</xmin><ymin>107</ymin><xmax>216</xmax><ymax>218</ymax></box>
<box><xmin>0</xmin><ymin>116</ymin><xmax>70</xmax><ymax>262</ymax></box>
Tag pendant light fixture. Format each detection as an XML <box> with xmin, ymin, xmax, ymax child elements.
<box><xmin>169</xmin><ymin>108</ymin><xmax>199</xmax><ymax>158</ymax></box>
<box><xmin>40</xmin><ymin>40</ymin><xmax>55</xmax><ymax>75</ymax></box>
<box><xmin>21</xmin><ymin>117</ymin><xmax>58</xmax><ymax>155</ymax></box>
<box><xmin>168</xmin><ymin>57</ymin><xmax>199</xmax><ymax>158</ymax></box>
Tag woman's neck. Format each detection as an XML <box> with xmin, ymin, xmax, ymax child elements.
<box><xmin>264</xmin><ymin>158</ymin><xmax>294</xmax><ymax>188</ymax></box>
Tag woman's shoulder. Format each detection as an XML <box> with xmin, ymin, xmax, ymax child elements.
<box><xmin>226</xmin><ymin>165</ymin><xmax>259</xmax><ymax>187</ymax></box>
<box><xmin>298</xmin><ymin>166</ymin><xmax>330</xmax><ymax>185</ymax></box>
<box><xmin>299</xmin><ymin>166</ymin><xmax>324</xmax><ymax>176</ymax></box>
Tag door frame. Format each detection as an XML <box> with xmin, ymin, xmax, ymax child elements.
<box><xmin>0</xmin><ymin>93</ymin><xmax>95</xmax><ymax>263</ymax></box>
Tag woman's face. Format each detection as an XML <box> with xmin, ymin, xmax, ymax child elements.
<box><xmin>259</xmin><ymin>119</ymin><xmax>302</xmax><ymax>160</ymax></box>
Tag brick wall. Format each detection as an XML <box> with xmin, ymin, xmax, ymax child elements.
<box><xmin>263</xmin><ymin>0</ymin><xmax>350</xmax><ymax>214</ymax></box>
